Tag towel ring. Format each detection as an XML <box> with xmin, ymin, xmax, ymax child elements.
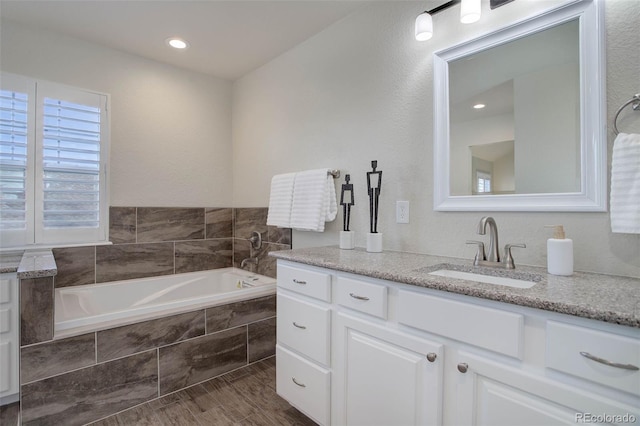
<box><xmin>613</xmin><ymin>93</ymin><xmax>640</xmax><ymax>135</ymax></box>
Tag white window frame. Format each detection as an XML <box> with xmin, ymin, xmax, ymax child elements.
<box><xmin>1</xmin><ymin>73</ymin><xmax>110</xmax><ymax>248</ymax></box>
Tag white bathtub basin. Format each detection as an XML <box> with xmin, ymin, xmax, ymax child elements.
<box><xmin>428</xmin><ymin>269</ymin><xmax>537</xmax><ymax>289</ymax></box>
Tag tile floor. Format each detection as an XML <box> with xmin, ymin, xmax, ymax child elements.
<box><xmin>89</xmin><ymin>357</ymin><xmax>316</xmax><ymax>426</ymax></box>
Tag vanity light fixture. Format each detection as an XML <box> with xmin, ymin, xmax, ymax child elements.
<box><xmin>416</xmin><ymin>0</ymin><xmax>500</xmax><ymax>41</ymax></box>
<box><xmin>166</xmin><ymin>37</ymin><xmax>189</xmax><ymax>49</ymax></box>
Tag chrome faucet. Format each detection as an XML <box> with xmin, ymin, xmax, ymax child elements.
<box><xmin>477</xmin><ymin>216</ymin><xmax>500</xmax><ymax>262</ymax></box>
<box><xmin>240</xmin><ymin>257</ymin><xmax>259</xmax><ymax>269</ymax></box>
<box><xmin>467</xmin><ymin>216</ymin><xmax>526</xmax><ymax>269</ymax></box>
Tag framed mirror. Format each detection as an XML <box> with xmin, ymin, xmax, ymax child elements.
<box><xmin>433</xmin><ymin>0</ymin><xmax>606</xmax><ymax>211</ymax></box>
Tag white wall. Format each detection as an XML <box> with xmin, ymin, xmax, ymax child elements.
<box><xmin>232</xmin><ymin>0</ymin><xmax>640</xmax><ymax>278</ymax></box>
<box><xmin>0</xmin><ymin>20</ymin><xmax>233</xmax><ymax>207</ymax></box>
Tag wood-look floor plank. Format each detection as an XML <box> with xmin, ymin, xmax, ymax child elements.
<box><xmin>92</xmin><ymin>357</ymin><xmax>315</xmax><ymax>426</ymax></box>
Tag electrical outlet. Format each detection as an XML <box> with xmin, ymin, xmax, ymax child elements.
<box><xmin>396</xmin><ymin>201</ymin><xmax>409</xmax><ymax>224</ymax></box>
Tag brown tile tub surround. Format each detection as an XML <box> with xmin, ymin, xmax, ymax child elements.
<box><xmin>16</xmin><ymin>206</ymin><xmax>288</xmax><ymax>424</ymax></box>
<box><xmin>97</xmin><ymin>310</ymin><xmax>205</xmax><ymax>362</ymax></box>
<box><xmin>19</xmin><ymin>295</ymin><xmax>277</xmax><ymax>425</ymax></box>
<box><xmin>21</xmin><ymin>333</ymin><xmax>95</xmax><ymax>384</ymax></box>
<box><xmin>233</xmin><ymin>207</ymin><xmax>292</xmax><ymax>279</ymax></box>
<box><xmin>21</xmin><ymin>350</ymin><xmax>158</xmax><ymax>426</ymax></box>
<box><xmin>20</xmin><ymin>277</ymin><xmax>54</xmax><ymax>346</ymax></box>
<box><xmin>159</xmin><ymin>326</ymin><xmax>248</xmax><ymax>395</ymax></box>
<box><xmin>206</xmin><ymin>295</ymin><xmax>276</xmax><ymax>333</ymax></box>
<box><xmin>52</xmin><ymin>206</ymin><xmax>291</xmax><ymax>287</ymax></box>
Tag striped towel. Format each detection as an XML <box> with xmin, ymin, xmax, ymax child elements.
<box><xmin>610</xmin><ymin>133</ymin><xmax>640</xmax><ymax>233</ymax></box>
<box><xmin>266</xmin><ymin>173</ymin><xmax>296</xmax><ymax>228</ymax></box>
<box><xmin>290</xmin><ymin>169</ymin><xmax>337</xmax><ymax>232</ymax></box>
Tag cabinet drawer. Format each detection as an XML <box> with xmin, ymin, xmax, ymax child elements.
<box><xmin>277</xmin><ymin>264</ymin><xmax>331</xmax><ymax>302</ymax></box>
<box><xmin>546</xmin><ymin>321</ymin><xmax>640</xmax><ymax>396</ymax></box>
<box><xmin>276</xmin><ymin>345</ymin><xmax>330</xmax><ymax>426</ymax></box>
<box><xmin>277</xmin><ymin>293</ymin><xmax>331</xmax><ymax>365</ymax></box>
<box><xmin>335</xmin><ymin>276</ymin><xmax>387</xmax><ymax>319</ymax></box>
<box><xmin>398</xmin><ymin>290</ymin><xmax>523</xmax><ymax>358</ymax></box>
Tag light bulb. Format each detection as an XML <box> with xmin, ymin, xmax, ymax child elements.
<box><xmin>166</xmin><ymin>38</ymin><xmax>189</xmax><ymax>49</ymax></box>
<box><xmin>415</xmin><ymin>12</ymin><xmax>433</xmax><ymax>41</ymax></box>
<box><xmin>461</xmin><ymin>0</ymin><xmax>481</xmax><ymax>24</ymax></box>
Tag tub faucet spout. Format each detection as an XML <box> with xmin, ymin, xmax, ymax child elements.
<box><xmin>240</xmin><ymin>257</ymin><xmax>259</xmax><ymax>269</ymax></box>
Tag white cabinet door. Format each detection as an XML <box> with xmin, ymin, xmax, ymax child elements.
<box><xmin>0</xmin><ymin>274</ymin><xmax>19</xmax><ymax>400</ymax></box>
<box><xmin>333</xmin><ymin>313</ymin><xmax>443</xmax><ymax>426</ymax></box>
<box><xmin>454</xmin><ymin>351</ymin><xmax>640</xmax><ymax>426</ymax></box>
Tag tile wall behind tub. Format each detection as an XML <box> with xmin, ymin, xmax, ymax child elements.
<box><xmin>52</xmin><ymin>207</ymin><xmax>291</xmax><ymax>288</ymax></box>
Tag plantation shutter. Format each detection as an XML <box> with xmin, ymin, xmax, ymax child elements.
<box><xmin>0</xmin><ymin>74</ymin><xmax>109</xmax><ymax>247</ymax></box>
<box><xmin>42</xmin><ymin>98</ymin><xmax>101</xmax><ymax>228</ymax></box>
<box><xmin>0</xmin><ymin>90</ymin><xmax>29</xmax><ymax>231</ymax></box>
<box><xmin>35</xmin><ymin>82</ymin><xmax>109</xmax><ymax>244</ymax></box>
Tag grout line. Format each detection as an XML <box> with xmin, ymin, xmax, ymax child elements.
<box><xmin>135</xmin><ymin>207</ymin><xmax>138</xmax><ymax>244</ymax></box>
<box><xmin>19</xmin><ymin>348</ymin><xmax>158</xmax><ymax>386</ymax></box>
<box><xmin>157</xmin><ymin>348</ymin><xmax>160</xmax><ymax>399</ymax></box>
<box><xmin>94</xmin><ymin>332</ymin><xmax>98</xmax><ymax>364</ymax></box>
<box><xmin>93</xmin><ymin>244</ymin><xmax>97</xmax><ymax>285</ymax></box>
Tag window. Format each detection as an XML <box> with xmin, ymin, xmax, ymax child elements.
<box><xmin>476</xmin><ymin>171</ymin><xmax>491</xmax><ymax>194</ymax></box>
<box><xmin>0</xmin><ymin>74</ymin><xmax>109</xmax><ymax>247</ymax></box>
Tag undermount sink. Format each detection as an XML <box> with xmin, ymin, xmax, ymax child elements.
<box><xmin>428</xmin><ymin>269</ymin><xmax>537</xmax><ymax>289</ymax></box>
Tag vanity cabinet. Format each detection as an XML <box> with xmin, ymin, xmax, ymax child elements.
<box><xmin>276</xmin><ymin>264</ymin><xmax>332</xmax><ymax>425</ymax></box>
<box><xmin>333</xmin><ymin>313</ymin><xmax>443</xmax><ymax>426</ymax></box>
<box><xmin>452</xmin><ymin>350</ymin><xmax>635</xmax><ymax>426</ymax></box>
<box><xmin>275</xmin><ymin>260</ymin><xmax>640</xmax><ymax>426</ymax></box>
<box><xmin>0</xmin><ymin>273</ymin><xmax>19</xmax><ymax>402</ymax></box>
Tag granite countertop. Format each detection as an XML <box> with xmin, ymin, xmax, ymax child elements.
<box><xmin>17</xmin><ymin>250</ymin><xmax>57</xmax><ymax>279</ymax></box>
<box><xmin>0</xmin><ymin>251</ymin><xmax>24</xmax><ymax>274</ymax></box>
<box><xmin>271</xmin><ymin>246</ymin><xmax>640</xmax><ymax>328</ymax></box>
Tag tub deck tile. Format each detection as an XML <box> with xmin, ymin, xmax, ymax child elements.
<box><xmin>159</xmin><ymin>326</ymin><xmax>247</xmax><ymax>395</ymax></box>
<box><xmin>248</xmin><ymin>317</ymin><xmax>276</xmax><ymax>363</ymax></box>
<box><xmin>97</xmin><ymin>310</ymin><xmax>205</xmax><ymax>362</ymax></box>
<box><xmin>21</xmin><ymin>350</ymin><xmax>158</xmax><ymax>426</ymax></box>
<box><xmin>20</xmin><ymin>277</ymin><xmax>54</xmax><ymax>346</ymax></box>
<box><xmin>52</xmin><ymin>246</ymin><xmax>96</xmax><ymax>288</ymax></box>
<box><xmin>21</xmin><ymin>332</ymin><xmax>96</xmax><ymax>383</ymax></box>
<box><xmin>205</xmin><ymin>295</ymin><xmax>276</xmax><ymax>334</ymax></box>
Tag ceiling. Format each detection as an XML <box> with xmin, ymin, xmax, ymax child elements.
<box><xmin>0</xmin><ymin>0</ymin><xmax>374</xmax><ymax>81</ymax></box>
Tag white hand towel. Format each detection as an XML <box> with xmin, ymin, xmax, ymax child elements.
<box><xmin>267</xmin><ymin>173</ymin><xmax>296</xmax><ymax>228</ymax></box>
<box><xmin>290</xmin><ymin>169</ymin><xmax>338</xmax><ymax>232</ymax></box>
<box><xmin>610</xmin><ymin>132</ymin><xmax>640</xmax><ymax>234</ymax></box>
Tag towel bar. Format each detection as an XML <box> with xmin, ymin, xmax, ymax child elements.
<box><xmin>613</xmin><ymin>93</ymin><xmax>640</xmax><ymax>135</ymax></box>
<box><xmin>328</xmin><ymin>169</ymin><xmax>340</xmax><ymax>179</ymax></box>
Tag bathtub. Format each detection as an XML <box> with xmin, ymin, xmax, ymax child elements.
<box><xmin>55</xmin><ymin>267</ymin><xmax>276</xmax><ymax>336</ymax></box>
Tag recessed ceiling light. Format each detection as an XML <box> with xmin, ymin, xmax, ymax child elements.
<box><xmin>473</xmin><ymin>103</ymin><xmax>486</xmax><ymax>109</ymax></box>
<box><xmin>166</xmin><ymin>37</ymin><xmax>189</xmax><ymax>49</ymax></box>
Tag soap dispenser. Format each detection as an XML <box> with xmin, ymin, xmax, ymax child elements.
<box><xmin>545</xmin><ymin>225</ymin><xmax>573</xmax><ymax>276</ymax></box>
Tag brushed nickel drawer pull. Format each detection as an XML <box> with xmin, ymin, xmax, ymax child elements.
<box><xmin>457</xmin><ymin>363</ymin><xmax>468</xmax><ymax>373</ymax></box>
<box><xmin>349</xmin><ymin>293</ymin><xmax>370</xmax><ymax>301</ymax></box>
<box><xmin>293</xmin><ymin>279</ymin><xmax>307</xmax><ymax>285</ymax></box>
<box><xmin>293</xmin><ymin>322</ymin><xmax>307</xmax><ymax>329</ymax></box>
<box><xmin>579</xmin><ymin>351</ymin><xmax>639</xmax><ymax>371</ymax></box>
<box><xmin>426</xmin><ymin>353</ymin><xmax>437</xmax><ymax>362</ymax></box>
<box><xmin>292</xmin><ymin>377</ymin><xmax>306</xmax><ymax>387</ymax></box>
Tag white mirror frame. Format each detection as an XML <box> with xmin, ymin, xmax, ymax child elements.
<box><xmin>433</xmin><ymin>0</ymin><xmax>606</xmax><ymax>212</ymax></box>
